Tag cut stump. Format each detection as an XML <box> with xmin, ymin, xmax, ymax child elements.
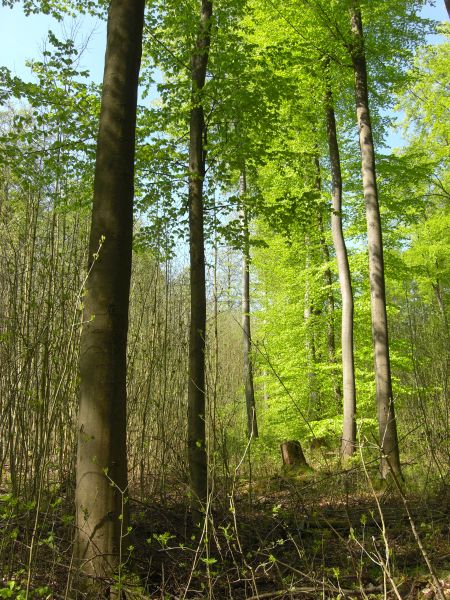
<box><xmin>280</xmin><ymin>440</ymin><xmax>309</xmax><ymax>469</ymax></box>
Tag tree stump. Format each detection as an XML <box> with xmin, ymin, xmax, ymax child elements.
<box><xmin>280</xmin><ymin>440</ymin><xmax>309</xmax><ymax>469</ymax></box>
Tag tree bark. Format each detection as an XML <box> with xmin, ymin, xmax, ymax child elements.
<box><xmin>240</xmin><ymin>168</ymin><xmax>258</xmax><ymax>438</ymax></box>
<box><xmin>432</xmin><ymin>279</ymin><xmax>448</xmax><ymax>332</ymax></box>
<box><xmin>75</xmin><ymin>0</ymin><xmax>145</xmax><ymax>582</ymax></box>
<box><xmin>324</xmin><ymin>78</ymin><xmax>357</xmax><ymax>458</ymax></box>
<box><xmin>314</xmin><ymin>157</ymin><xmax>342</xmax><ymax>407</ymax></box>
<box><xmin>445</xmin><ymin>0</ymin><xmax>450</xmax><ymax>20</ymax></box>
<box><xmin>188</xmin><ymin>0</ymin><xmax>213</xmax><ymax>512</ymax></box>
<box><xmin>350</xmin><ymin>1</ymin><xmax>401</xmax><ymax>478</ymax></box>
<box><xmin>280</xmin><ymin>440</ymin><xmax>309</xmax><ymax>469</ymax></box>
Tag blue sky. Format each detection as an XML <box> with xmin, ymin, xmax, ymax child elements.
<box><xmin>422</xmin><ymin>1</ymin><xmax>449</xmax><ymax>28</ymax></box>
<box><xmin>0</xmin><ymin>5</ymin><xmax>106</xmax><ymax>82</ymax></box>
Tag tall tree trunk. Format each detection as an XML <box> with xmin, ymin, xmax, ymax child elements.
<box><xmin>432</xmin><ymin>278</ymin><xmax>449</xmax><ymax>333</ymax></box>
<box><xmin>445</xmin><ymin>0</ymin><xmax>450</xmax><ymax>20</ymax></box>
<box><xmin>75</xmin><ymin>0</ymin><xmax>145</xmax><ymax>582</ymax></box>
<box><xmin>324</xmin><ymin>78</ymin><xmax>357</xmax><ymax>458</ymax></box>
<box><xmin>240</xmin><ymin>167</ymin><xmax>258</xmax><ymax>438</ymax></box>
<box><xmin>188</xmin><ymin>0</ymin><xmax>213</xmax><ymax>512</ymax></box>
<box><xmin>314</xmin><ymin>156</ymin><xmax>342</xmax><ymax>406</ymax></box>
<box><xmin>350</xmin><ymin>1</ymin><xmax>401</xmax><ymax>478</ymax></box>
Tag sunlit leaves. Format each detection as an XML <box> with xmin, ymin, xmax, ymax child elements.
<box><xmin>0</xmin><ymin>30</ymin><xmax>100</xmax><ymax>209</ymax></box>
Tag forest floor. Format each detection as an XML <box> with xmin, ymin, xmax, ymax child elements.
<box><xmin>129</xmin><ymin>473</ymin><xmax>450</xmax><ymax>600</ymax></box>
<box><xmin>0</xmin><ymin>471</ymin><xmax>449</xmax><ymax>599</ymax></box>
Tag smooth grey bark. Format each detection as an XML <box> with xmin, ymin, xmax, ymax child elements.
<box><xmin>325</xmin><ymin>80</ymin><xmax>357</xmax><ymax>458</ymax></box>
<box><xmin>314</xmin><ymin>157</ymin><xmax>342</xmax><ymax>407</ymax></box>
<box><xmin>187</xmin><ymin>0</ymin><xmax>213</xmax><ymax>511</ymax></box>
<box><xmin>240</xmin><ymin>168</ymin><xmax>258</xmax><ymax>438</ymax></box>
<box><xmin>350</xmin><ymin>1</ymin><xmax>401</xmax><ymax>478</ymax></box>
<box><xmin>75</xmin><ymin>0</ymin><xmax>145</xmax><ymax>580</ymax></box>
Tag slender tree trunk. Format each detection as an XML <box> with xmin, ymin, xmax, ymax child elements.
<box><xmin>314</xmin><ymin>157</ymin><xmax>342</xmax><ymax>406</ymax></box>
<box><xmin>445</xmin><ymin>0</ymin><xmax>450</xmax><ymax>20</ymax></box>
<box><xmin>75</xmin><ymin>0</ymin><xmax>145</xmax><ymax>581</ymax></box>
<box><xmin>432</xmin><ymin>279</ymin><xmax>449</xmax><ymax>332</ymax></box>
<box><xmin>240</xmin><ymin>168</ymin><xmax>258</xmax><ymax>438</ymax></box>
<box><xmin>325</xmin><ymin>79</ymin><xmax>357</xmax><ymax>458</ymax></box>
<box><xmin>350</xmin><ymin>1</ymin><xmax>401</xmax><ymax>478</ymax></box>
<box><xmin>187</xmin><ymin>0</ymin><xmax>213</xmax><ymax>512</ymax></box>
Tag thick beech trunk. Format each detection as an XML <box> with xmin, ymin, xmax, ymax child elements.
<box><xmin>350</xmin><ymin>2</ymin><xmax>401</xmax><ymax>478</ymax></box>
<box><xmin>188</xmin><ymin>0</ymin><xmax>213</xmax><ymax>511</ymax></box>
<box><xmin>240</xmin><ymin>168</ymin><xmax>258</xmax><ymax>438</ymax></box>
<box><xmin>75</xmin><ymin>0</ymin><xmax>145</xmax><ymax>580</ymax></box>
<box><xmin>325</xmin><ymin>82</ymin><xmax>357</xmax><ymax>458</ymax></box>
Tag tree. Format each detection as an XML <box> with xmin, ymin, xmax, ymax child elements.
<box><xmin>187</xmin><ymin>0</ymin><xmax>213</xmax><ymax>513</ymax></box>
<box><xmin>314</xmin><ymin>155</ymin><xmax>342</xmax><ymax>408</ymax></box>
<box><xmin>75</xmin><ymin>0</ymin><xmax>145</xmax><ymax>583</ymax></box>
<box><xmin>324</xmin><ymin>71</ymin><xmax>357</xmax><ymax>458</ymax></box>
<box><xmin>240</xmin><ymin>166</ymin><xmax>258</xmax><ymax>438</ymax></box>
<box><xmin>349</xmin><ymin>0</ymin><xmax>401</xmax><ymax>478</ymax></box>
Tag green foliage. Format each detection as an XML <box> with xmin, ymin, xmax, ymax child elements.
<box><xmin>0</xmin><ymin>579</ymin><xmax>50</xmax><ymax>599</ymax></box>
<box><xmin>0</xmin><ymin>30</ymin><xmax>99</xmax><ymax>211</ymax></box>
<box><xmin>1</xmin><ymin>0</ymin><xmax>107</xmax><ymax>20</ymax></box>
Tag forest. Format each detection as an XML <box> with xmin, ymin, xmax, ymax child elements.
<box><xmin>0</xmin><ymin>0</ymin><xmax>449</xmax><ymax>598</ymax></box>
